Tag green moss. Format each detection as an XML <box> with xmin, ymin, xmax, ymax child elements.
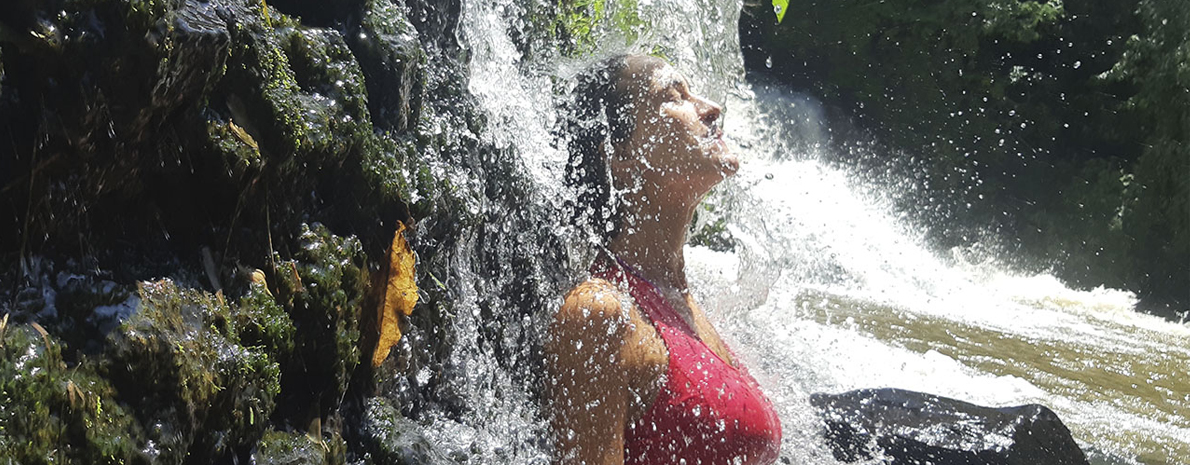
<box><xmin>224</xmin><ymin>12</ymin><xmax>376</xmax><ymax>180</ymax></box>
<box><xmin>236</xmin><ymin>281</ymin><xmax>297</xmax><ymax>359</ymax></box>
<box><xmin>362</xmin><ymin>134</ymin><xmax>416</xmax><ymax>209</ymax></box>
<box><xmin>358</xmin><ymin>397</ymin><xmax>440</xmax><ymax>465</ymax></box>
<box><xmin>206</xmin><ymin>117</ymin><xmax>265</xmax><ymax>182</ymax></box>
<box><xmin>226</xmin><ymin>17</ymin><xmax>310</xmax><ymax>158</ymax></box>
<box><xmin>0</xmin><ymin>323</ymin><xmax>147</xmax><ymax>465</ymax></box>
<box><xmin>107</xmin><ymin>279</ymin><xmax>281</xmax><ymax>463</ymax></box>
<box><xmin>273</xmin><ymin>223</ymin><xmax>367</xmax><ymax>417</ymax></box>
<box><xmin>253</xmin><ymin>430</ymin><xmax>330</xmax><ymax>465</ymax></box>
<box><xmin>283</xmin><ymin>26</ymin><xmax>373</xmax><ymax>155</ymax></box>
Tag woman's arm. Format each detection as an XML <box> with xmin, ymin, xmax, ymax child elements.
<box><xmin>545</xmin><ymin>280</ymin><xmax>631</xmax><ymax>464</ymax></box>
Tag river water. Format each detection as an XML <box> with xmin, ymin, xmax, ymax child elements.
<box><xmin>444</xmin><ymin>0</ymin><xmax>1190</xmax><ymax>463</ymax></box>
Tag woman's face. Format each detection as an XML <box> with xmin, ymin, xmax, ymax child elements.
<box><xmin>610</xmin><ymin>56</ymin><xmax>738</xmax><ymax>200</ymax></box>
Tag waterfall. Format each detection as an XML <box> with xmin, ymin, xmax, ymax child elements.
<box><xmin>446</xmin><ymin>0</ymin><xmax>1190</xmax><ymax>463</ymax></box>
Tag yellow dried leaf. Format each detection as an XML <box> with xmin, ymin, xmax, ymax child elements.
<box><xmin>372</xmin><ymin>222</ymin><xmax>418</xmax><ymax>368</ymax></box>
<box><xmin>66</xmin><ymin>380</ymin><xmax>84</xmax><ymax>410</ymax></box>
<box><xmin>289</xmin><ymin>262</ymin><xmax>303</xmax><ymax>291</ymax></box>
<box><xmin>229</xmin><ymin>121</ymin><xmax>258</xmax><ymax>150</ymax></box>
<box><xmin>30</xmin><ymin>321</ymin><xmax>51</xmax><ymax>352</ymax></box>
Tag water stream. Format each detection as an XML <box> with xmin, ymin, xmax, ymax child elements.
<box><xmin>440</xmin><ymin>0</ymin><xmax>1190</xmax><ymax>463</ymax></box>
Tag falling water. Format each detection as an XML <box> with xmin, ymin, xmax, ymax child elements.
<box><xmin>435</xmin><ymin>0</ymin><xmax>1190</xmax><ymax>463</ymax></box>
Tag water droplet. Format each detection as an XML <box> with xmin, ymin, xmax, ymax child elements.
<box><xmin>765</xmin><ymin>56</ymin><xmax>773</xmax><ymax>68</ymax></box>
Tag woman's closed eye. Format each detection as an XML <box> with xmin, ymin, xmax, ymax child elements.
<box><xmin>664</xmin><ymin>78</ymin><xmax>689</xmax><ymax>101</ymax></box>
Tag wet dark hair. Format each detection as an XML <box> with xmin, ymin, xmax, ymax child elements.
<box><xmin>564</xmin><ymin>55</ymin><xmax>635</xmax><ymax>244</ymax></box>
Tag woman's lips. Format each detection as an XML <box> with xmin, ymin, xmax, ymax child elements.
<box><xmin>699</xmin><ymin>131</ymin><xmax>727</xmax><ymax>151</ymax></box>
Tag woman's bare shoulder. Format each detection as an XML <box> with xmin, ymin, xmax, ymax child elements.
<box><xmin>553</xmin><ymin>278</ymin><xmax>631</xmax><ymax>333</ymax></box>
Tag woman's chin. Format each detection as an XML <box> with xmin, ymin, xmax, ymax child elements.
<box><xmin>707</xmin><ymin>140</ymin><xmax>739</xmax><ymax>177</ymax></box>
<box><xmin>719</xmin><ymin>152</ymin><xmax>740</xmax><ymax>177</ymax></box>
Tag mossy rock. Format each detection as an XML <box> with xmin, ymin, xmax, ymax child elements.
<box><xmin>236</xmin><ymin>281</ymin><xmax>297</xmax><ymax>360</ymax></box>
<box><xmin>253</xmin><ymin>430</ymin><xmax>344</xmax><ymax>465</ymax></box>
<box><xmin>0</xmin><ymin>322</ymin><xmax>147</xmax><ymax>465</ymax></box>
<box><xmin>358</xmin><ymin>397</ymin><xmax>442</xmax><ymax>465</ymax></box>
<box><xmin>221</xmin><ymin>10</ymin><xmax>374</xmax><ymax>177</ymax></box>
<box><xmin>106</xmin><ymin>279</ymin><xmax>283</xmax><ymax>464</ymax></box>
<box><xmin>272</xmin><ymin>223</ymin><xmax>368</xmax><ymax>419</ymax></box>
<box><xmin>351</xmin><ymin>0</ymin><xmax>426</xmax><ymax>132</ymax></box>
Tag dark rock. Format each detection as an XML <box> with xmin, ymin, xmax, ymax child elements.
<box><xmin>358</xmin><ymin>397</ymin><xmax>444</xmax><ymax>465</ymax></box>
<box><xmin>349</xmin><ymin>0</ymin><xmax>425</xmax><ymax>132</ymax></box>
<box><xmin>253</xmin><ymin>430</ymin><xmax>333</xmax><ymax>465</ymax></box>
<box><xmin>106</xmin><ymin>279</ymin><xmax>283</xmax><ymax>463</ymax></box>
<box><xmin>0</xmin><ymin>322</ymin><xmax>148</xmax><ymax>465</ymax></box>
<box><xmin>272</xmin><ymin>223</ymin><xmax>368</xmax><ymax>420</ymax></box>
<box><xmin>811</xmin><ymin>388</ymin><xmax>1090</xmax><ymax>465</ymax></box>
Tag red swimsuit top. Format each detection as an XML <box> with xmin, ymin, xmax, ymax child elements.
<box><xmin>593</xmin><ymin>259</ymin><xmax>782</xmax><ymax>465</ymax></box>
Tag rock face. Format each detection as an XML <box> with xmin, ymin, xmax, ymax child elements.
<box><xmin>811</xmin><ymin>388</ymin><xmax>1090</xmax><ymax>465</ymax></box>
<box><xmin>0</xmin><ymin>0</ymin><xmax>570</xmax><ymax>462</ymax></box>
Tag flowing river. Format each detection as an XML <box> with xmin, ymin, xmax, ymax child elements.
<box><xmin>421</xmin><ymin>0</ymin><xmax>1190</xmax><ymax>464</ymax></box>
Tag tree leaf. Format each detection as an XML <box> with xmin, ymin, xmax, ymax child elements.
<box><xmin>773</xmin><ymin>0</ymin><xmax>789</xmax><ymax>23</ymax></box>
<box><xmin>372</xmin><ymin>222</ymin><xmax>418</xmax><ymax>368</ymax></box>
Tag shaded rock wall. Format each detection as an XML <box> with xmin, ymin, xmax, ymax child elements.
<box><xmin>0</xmin><ymin>0</ymin><xmax>571</xmax><ymax>462</ymax></box>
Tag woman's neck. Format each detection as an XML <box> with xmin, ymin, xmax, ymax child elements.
<box><xmin>606</xmin><ymin>187</ymin><xmax>699</xmax><ymax>293</ymax></box>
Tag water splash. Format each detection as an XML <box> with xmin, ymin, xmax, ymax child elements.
<box><xmin>447</xmin><ymin>0</ymin><xmax>1190</xmax><ymax>463</ymax></box>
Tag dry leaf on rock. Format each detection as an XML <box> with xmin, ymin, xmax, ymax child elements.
<box><xmin>372</xmin><ymin>222</ymin><xmax>418</xmax><ymax>368</ymax></box>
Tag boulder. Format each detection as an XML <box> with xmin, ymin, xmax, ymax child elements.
<box><xmin>811</xmin><ymin>388</ymin><xmax>1089</xmax><ymax>465</ymax></box>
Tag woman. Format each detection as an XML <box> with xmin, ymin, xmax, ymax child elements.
<box><xmin>545</xmin><ymin>55</ymin><xmax>782</xmax><ymax>465</ymax></box>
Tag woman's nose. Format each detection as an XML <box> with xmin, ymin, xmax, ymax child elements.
<box><xmin>694</xmin><ymin>95</ymin><xmax>722</xmax><ymax>127</ymax></box>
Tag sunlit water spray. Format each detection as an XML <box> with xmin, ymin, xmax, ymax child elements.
<box><xmin>441</xmin><ymin>0</ymin><xmax>1190</xmax><ymax>463</ymax></box>
<box><xmin>689</xmin><ymin>74</ymin><xmax>1190</xmax><ymax>465</ymax></box>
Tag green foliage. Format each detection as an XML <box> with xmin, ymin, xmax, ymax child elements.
<box><xmin>556</xmin><ymin>0</ymin><xmax>647</xmax><ymax>56</ymax></box>
<box><xmin>772</xmin><ymin>0</ymin><xmax>788</xmax><ymax>23</ymax></box>
<box><xmin>689</xmin><ymin>203</ymin><xmax>735</xmax><ymax>252</ymax></box>
<box><xmin>1122</xmin><ymin>140</ymin><xmax>1190</xmax><ymax>303</ymax></box>
<box><xmin>1102</xmin><ymin>0</ymin><xmax>1190</xmax><ymax>305</ymax></box>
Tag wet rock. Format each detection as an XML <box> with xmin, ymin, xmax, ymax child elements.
<box><xmin>0</xmin><ymin>322</ymin><xmax>148</xmax><ymax>464</ymax></box>
<box><xmin>0</xmin><ymin>0</ymin><xmax>559</xmax><ymax>461</ymax></box>
<box><xmin>811</xmin><ymin>388</ymin><xmax>1089</xmax><ymax>465</ymax></box>
<box><xmin>272</xmin><ymin>223</ymin><xmax>368</xmax><ymax>420</ymax></box>
<box><xmin>350</xmin><ymin>0</ymin><xmax>425</xmax><ymax>132</ymax></box>
<box><xmin>358</xmin><ymin>397</ymin><xmax>443</xmax><ymax>465</ymax></box>
<box><xmin>3</xmin><ymin>259</ymin><xmax>138</xmax><ymax>355</ymax></box>
<box><xmin>253</xmin><ymin>430</ymin><xmax>335</xmax><ymax>465</ymax></box>
<box><xmin>107</xmin><ymin>279</ymin><xmax>283</xmax><ymax>464</ymax></box>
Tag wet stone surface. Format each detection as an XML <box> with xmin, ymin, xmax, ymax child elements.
<box><xmin>1</xmin><ymin>0</ymin><xmax>572</xmax><ymax>462</ymax></box>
